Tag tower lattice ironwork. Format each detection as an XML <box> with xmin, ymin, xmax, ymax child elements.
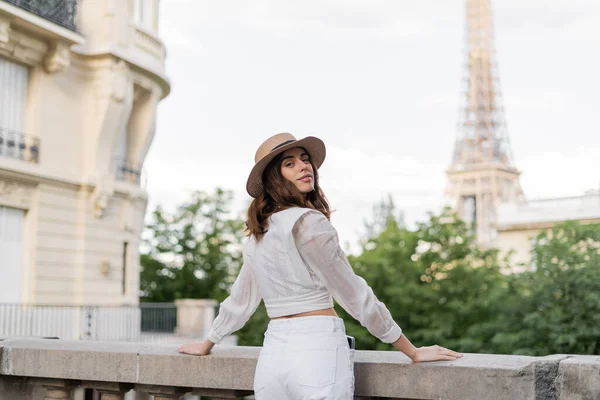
<box><xmin>446</xmin><ymin>0</ymin><xmax>523</xmax><ymax>245</ymax></box>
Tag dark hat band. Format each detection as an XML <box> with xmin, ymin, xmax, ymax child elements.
<box><xmin>270</xmin><ymin>139</ymin><xmax>296</xmax><ymax>152</ymax></box>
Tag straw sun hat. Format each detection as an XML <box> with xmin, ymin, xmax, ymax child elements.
<box><xmin>246</xmin><ymin>133</ymin><xmax>326</xmax><ymax>198</ymax></box>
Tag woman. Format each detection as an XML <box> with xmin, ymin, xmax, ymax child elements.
<box><xmin>178</xmin><ymin>133</ymin><xmax>462</xmax><ymax>399</ymax></box>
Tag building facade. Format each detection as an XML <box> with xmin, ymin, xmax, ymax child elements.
<box><xmin>496</xmin><ymin>190</ymin><xmax>600</xmax><ymax>267</ymax></box>
<box><xmin>0</xmin><ymin>0</ymin><xmax>169</xmax><ymax>305</ymax></box>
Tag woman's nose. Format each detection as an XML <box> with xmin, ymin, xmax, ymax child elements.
<box><xmin>298</xmin><ymin>162</ymin><xmax>309</xmax><ymax>172</ymax></box>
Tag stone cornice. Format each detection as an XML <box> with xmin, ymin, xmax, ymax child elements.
<box><xmin>71</xmin><ymin>47</ymin><xmax>171</xmax><ymax>99</ymax></box>
<box><xmin>0</xmin><ymin>20</ymin><xmax>47</xmax><ymax>66</ymax></box>
<box><xmin>0</xmin><ymin>178</ymin><xmax>35</xmax><ymax>210</ymax></box>
<box><xmin>0</xmin><ymin>161</ymin><xmax>147</xmax><ymax>201</ymax></box>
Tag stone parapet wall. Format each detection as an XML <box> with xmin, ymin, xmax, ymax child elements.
<box><xmin>0</xmin><ymin>339</ymin><xmax>598</xmax><ymax>399</ymax></box>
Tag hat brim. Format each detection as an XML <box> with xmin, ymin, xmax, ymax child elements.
<box><xmin>246</xmin><ymin>136</ymin><xmax>326</xmax><ymax>198</ymax></box>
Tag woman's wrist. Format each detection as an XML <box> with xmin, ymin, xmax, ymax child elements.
<box><xmin>392</xmin><ymin>334</ymin><xmax>418</xmax><ymax>361</ymax></box>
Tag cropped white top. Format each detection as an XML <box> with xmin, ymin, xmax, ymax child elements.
<box><xmin>206</xmin><ymin>207</ymin><xmax>402</xmax><ymax>344</ymax></box>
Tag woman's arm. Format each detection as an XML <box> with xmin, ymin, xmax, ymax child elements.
<box><xmin>292</xmin><ymin>210</ymin><xmax>402</xmax><ymax>343</ymax></box>
<box><xmin>292</xmin><ymin>210</ymin><xmax>462</xmax><ymax>362</ymax></box>
<box><xmin>178</xmin><ymin>244</ymin><xmax>261</xmax><ymax>356</ymax></box>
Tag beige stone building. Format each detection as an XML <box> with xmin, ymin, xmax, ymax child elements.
<box><xmin>495</xmin><ymin>189</ymin><xmax>600</xmax><ymax>267</ymax></box>
<box><xmin>0</xmin><ymin>0</ymin><xmax>169</xmax><ymax>306</ymax></box>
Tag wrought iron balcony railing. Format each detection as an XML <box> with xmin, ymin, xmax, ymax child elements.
<box><xmin>3</xmin><ymin>0</ymin><xmax>79</xmax><ymax>32</ymax></box>
<box><xmin>0</xmin><ymin>128</ymin><xmax>40</xmax><ymax>164</ymax></box>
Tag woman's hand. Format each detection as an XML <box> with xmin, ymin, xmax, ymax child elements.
<box><xmin>412</xmin><ymin>345</ymin><xmax>462</xmax><ymax>362</ymax></box>
<box><xmin>392</xmin><ymin>334</ymin><xmax>462</xmax><ymax>362</ymax></box>
<box><xmin>177</xmin><ymin>340</ymin><xmax>214</xmax><ymax>356</ymax></box>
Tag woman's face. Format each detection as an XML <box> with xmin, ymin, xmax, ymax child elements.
<box><xmin>280</xmin><ymin>147</ymin><xmax>315</xmax><ymax>194</ymax></box>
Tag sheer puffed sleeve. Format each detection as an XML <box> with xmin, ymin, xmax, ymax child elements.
<box><xmin>206</xmin><ymin>242</ymin><xmax>261</xmax><ymax>344</ymax></box>
<box><xmin>292</xmin><ymin>210</ymin><xmax>402</xmax><ymax>344</ymax></box>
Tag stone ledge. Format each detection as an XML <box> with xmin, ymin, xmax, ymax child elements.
<box><xmin>0</xmin><ymin>339</ymin><xmax>598</xmax><ymax>399</ymax></box>
<box><xmin>558</xmin><ymin>355</ymin><xmax>600</xmax><ymax>399</ymax></box>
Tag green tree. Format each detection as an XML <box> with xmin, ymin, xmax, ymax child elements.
<box><xmin>491</xmin><ymin>221</ymin><xmax>600</xmax><ymax>355</ymax></box>
<box><xmin>139</xmin><ymin>188</ymin><xmax>245</xmax><ymax>303</ymax></box>
<box><xmin>340</xmin><ymin>212</ymin><xmax>418</xmax><ymax>350</ymax></box>
<box><xmin>344</xmin><ymin>201</ymin><xmax>600</xmax><ymax>356</ymax></box>
<box><xmin>340</xmin><ymin>207</ymin><xmax>507</xmax><ymax>353</ymax></box>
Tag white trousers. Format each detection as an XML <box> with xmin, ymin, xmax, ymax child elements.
<box><xmin>254</xmin><ymin>316</ymin><xmax>355</xmax><ymax>400</ymax></box>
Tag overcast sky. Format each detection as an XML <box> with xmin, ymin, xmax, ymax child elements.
<box><xmin>145</xmin><ymin>0</ymin><xmax>600</xmax><ymax>252</ymax></box>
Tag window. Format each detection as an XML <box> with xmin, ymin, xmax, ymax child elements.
<box><xmin>133</xmin><ymin>0</ymin><xmax>154</xmax><ymax>29</ymax></box>
<box><xmin>0</xmin><ymin>57</ymin><xmax>37</xmax><ymax>163</ymax></box>
<box><xmin>114</xmin><ymin>85</ymin><xmax>149</xmax><ymax>185</ymax></box>
<box><xmin>462</xmin><ymin>195</ymin><xmax>477</xmax><ymax>227</ymax></box>
<box><xmin>0</xmin><ymin>56</ymin><xmax>28</xmax><ymax>132</ymax></box>
<box><xmin>122</xmin><ymin>241</ymin><xmax>129</xmax><ymax>295</ymax></box>
<box><xmin>133</xmin><ymin>0</ymin><xmax>144</xmax><ymax>25</ymax></box>
<box><xmin>0</xmin><ymin>206</ymin><xmax>25</xmax><ymax>303</ymax></box>
<box><xmin>114</xmin><ymin>124</ymin><xmax>128</xmax><ymax>181</ymax></box>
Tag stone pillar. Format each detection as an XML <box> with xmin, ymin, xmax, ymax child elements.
<box><xmin>135</xmin><ymin>385</ymin><xmax>186</xmax><ymax>400</ymax></box>
<box><xmin>71</xmin><ymin>387</ymin><xmax>86</xmax><ymax>400</ymax></box>
<box><xmin>133</xmin><ymin>391</ymin><xmax>151</xmax><ymax>400</ymax></box>
<box><xmin>97</xmin><ymin>391</ymin><xmax>126</xmax><ymax>400</ymax></box>
<box><xmin>43</xmin><ymin>387</ymin><xmax>72</xmax><ymax>400</ymax></box>
<box><xmin>83</xmin><ymin>383</ymin><xmax>132</xmax><ymax>400</ymax></box>
<box><xmin>28</xmin><ymin>379</ymin><xmax>75</xmax><ymax>400</ymax></box>
<box><xmin>175</xmin><ymin>299</ymin><xmax>218</xmax><ymax>338</ymax></box>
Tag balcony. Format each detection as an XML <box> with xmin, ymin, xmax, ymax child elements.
<box><xmin>133</xmin><ymin>24</ymin><xmax>166</xmax><ymax>62</ymax></box>
<box><xmin>0</xmin><ymin>128</ymin><xmax>40</xmax><ymax>164</ymax></box>
<box><xmin>2</xmin><ymin>0</ymin><xmax>78</xmax><ymax>32</ymax></box>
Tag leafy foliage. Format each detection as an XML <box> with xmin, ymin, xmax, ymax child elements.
<box><xmin>341</xmin><ymin>207</ymin><xmax>600</xmax><ymax>356</ymax></box>
<box><xmin>140</xmin><ymin>191</ymin><xmax>600</xmax><ymax>356</ymax></box>
<box><xmin>490</xmin><ymin>222</ymin><xmax>600</xmax><ymax>355</ymax></box>
<box><xmin>140</xmin><ymin>188</ymin><xmax>245</xmax><ymax>303</ymax></box>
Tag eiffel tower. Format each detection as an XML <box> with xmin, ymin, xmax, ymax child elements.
<box><xmin>446</xmin><ymin>0</ymin><xmax>524</xmax><ymax>245</ymax></box>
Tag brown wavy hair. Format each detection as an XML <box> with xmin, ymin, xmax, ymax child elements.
<box><xmin>246</xmin><ymin>147</ymin><xmax>331</xmax><ymax>241</ymax></box>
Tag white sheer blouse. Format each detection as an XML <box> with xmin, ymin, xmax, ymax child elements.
<box><xmin>206</xmin><ymin>208</ymin><xmax>402</xmax><ymax>345</ymax></box>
